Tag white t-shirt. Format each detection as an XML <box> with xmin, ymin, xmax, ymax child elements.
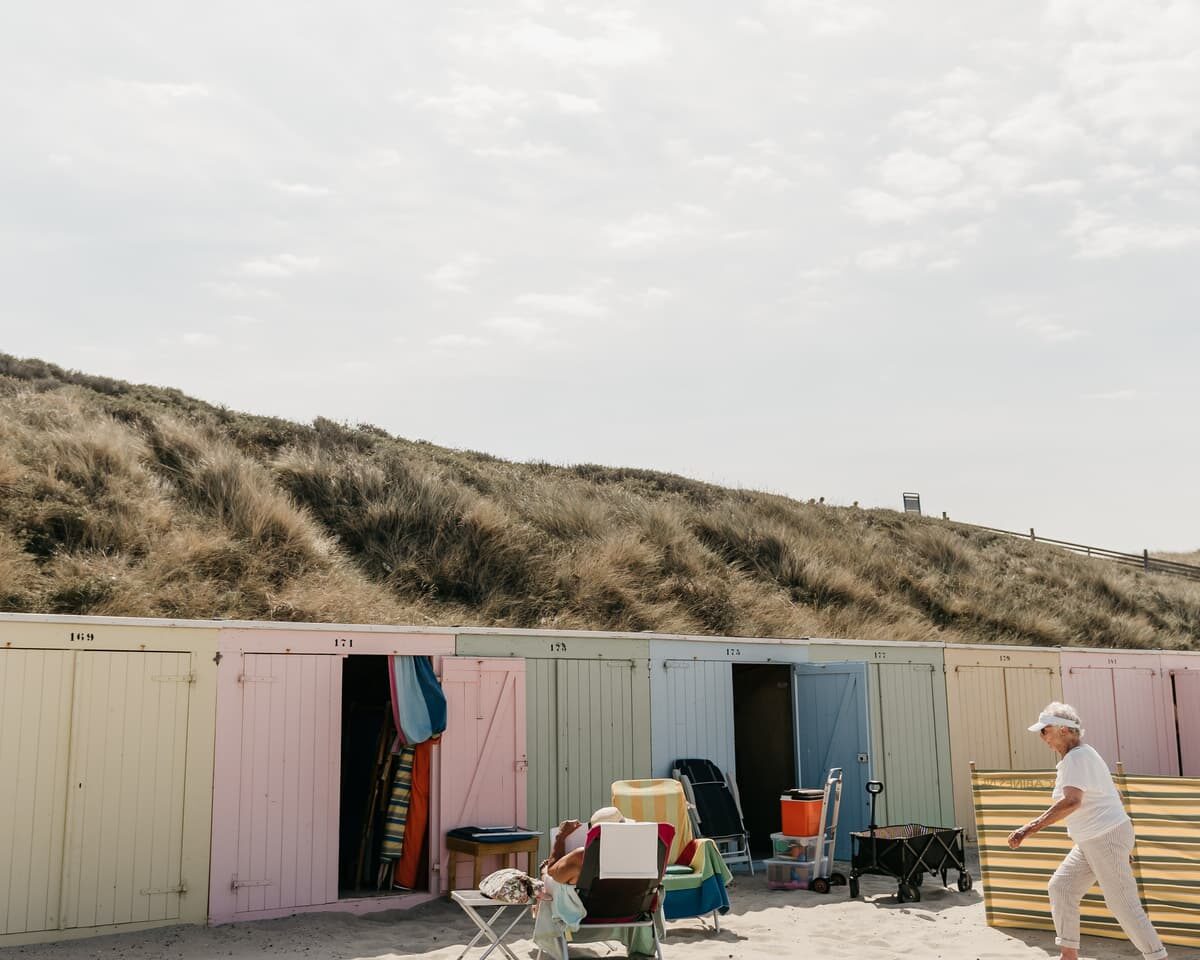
<box><xmin>1052</xmin><ymin>743</ymin><xmax>1129</xmax><ymax>842</ymax></box>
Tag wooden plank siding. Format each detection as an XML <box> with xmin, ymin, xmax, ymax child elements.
<box><xmin>808</xmin><ymin>641</ymin><xmax>954</xmax><ymax>829</ymax></box>
<box><xmin>455</xmin><ymin>632</ymin><xmax>652</xmax><ymax>859</ymax></box>
<box><xmin>0</xmin><ymin>615</ymin><xmax>218</xmax><ymax>948</ymax></box>
<box><xmin>0</xmin><ymin>650</ymin><xmax>74</xmax><ymax>935</ymax></box>
<box><xmin>60</xmin><ymin>651</ymin><xmax>193</xmax><ymax>929</ymax></box>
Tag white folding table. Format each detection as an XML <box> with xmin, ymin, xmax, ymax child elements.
<box><xmin>450</xmin><ymin>890</ymin><xmax>533</xmax><ymax>960</ymax></box>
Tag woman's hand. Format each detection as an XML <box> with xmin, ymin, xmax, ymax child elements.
<box><xmin>1008</xmin><ymin>824</ymin><xmax>1032</xmax><ymax>849</ymax></box>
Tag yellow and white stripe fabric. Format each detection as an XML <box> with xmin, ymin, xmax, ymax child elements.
<box><xmin>611</xmin><ymin>778</ymin><xmax>695</xmax><ymax>866</ymax></box>
<box><xmin>972</xmin><ymin>767</ymin><xmax>1200</xmax><ymax>949</ymax></box>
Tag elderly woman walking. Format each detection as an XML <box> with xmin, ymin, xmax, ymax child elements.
<box><xmin>1007</xmin><ymin>702</ymin><xmax>1167</xmax><ymax>960</ymax></box>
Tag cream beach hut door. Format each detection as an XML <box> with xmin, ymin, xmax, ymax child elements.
<box><xmin>438</xmin><ymin>658</ymin><xmax>527</xmax><ymax>891</ymax></box>
<box><xmin>60</xmin><ymin>651</ymin><xmax>194</xmax><ymax>929</ymax></box>
<box><xmin>223</xmin><ymin>654</ymin><xmax>342</xmax><ymax>917</ymax></box>
<box><xmin>0</xmin><ymin>650</ymin><xmax>74</xmax><ymax>935</ymax></box>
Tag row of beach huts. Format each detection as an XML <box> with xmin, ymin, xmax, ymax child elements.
<box><xmin>1</xmin><ymin>612</ymin><xmax>1197</xmax><ymax>946</ymax></box>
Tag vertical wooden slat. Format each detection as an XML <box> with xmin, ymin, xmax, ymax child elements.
<box><xmin>0</xmin><ymin>652</ymin><xmax>75</xmax><ymax>934</ymax></box>
<box><xmin>278</xmin><ymin>657</ymin><xmax>302</xmax><ymax>909</ymax></box>
<box><xmin>294</xmin><ymin>656</ymin><xmax>316</xmax><ymax>904</ymax></box>
<box><xmin>111</xmin><ymin>651</ymin><xmax>145</xmax><ymax>925</ymax></box>
<box><xmin>164</xmin><ymin>652</ymin><xmax>191</xmax><ymax>921</ymax></box>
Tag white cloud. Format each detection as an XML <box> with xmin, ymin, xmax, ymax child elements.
<box><xmin>891</xmin><ymin>99</ymin><xmax>988</xmax><ymax>145</ymax></box>
<box><xmin>927</xmin><ymin>257</ymin><xmax>961</xmax><ymax>271</ymax></box>
<box><xmin>729</xmin><ymin>164</ymin><xmax>791</xmax><ymax>189</ymax></box>
<box><xmin>856</xmin><ymin>242</ymin><xmax>927</xmax><ymax>270</ymax></box>
<box><xmin>1022</xmin><ymin>178</ymin><xmax>1084</xmax><ymax>196</ymax></box>
<box><xmin>848</xmin><ymin>188</ymin><xmax>923</xmax><ymax>224</ymax></box>
<box><xmin>637</xmin><ymin>287</ymin><xmax>675</xmax><ymax>308</ymax></box>
<box><xmin>459</xmin><ymin>15</ymin><xmax>666</xmax><ymax>68</ymax></box>
<box><xmin>269</xmin><ymin>181</ymin><xmax>331</xmax><ymax>197</ymax></box>
<box><xmin>473</xmin><ymin>141</ymin><xmax>565</xmax><ymax>160</ymax></box>
<box><xmin>485</xmin><ymin>316</ymin><xmax>550</xmax><ymax>343</ymax></box>
<box><xmin>1017</xmin><ymin>315</ymin><xmax>1087</xmax><ymax>343</ymax></box>
<box><xmin>1066</xmin><ymin>208</ymin><xmax>1200</xmax><ymax>259</ymax></box>
<box><xmin>181</xmin><ymin>332</ymin><xmax>219</xmax><ymax>346</ymax></box>
<box><xmin>735</xmin><ymin>17</ymin><xmax>768</xmax><ymax>34</ymax></box>
<box><xmin>991</xmin><ymin>94</ymin><xmax>1085</xmax><ymax>152</ymax></box>
<box><xmin>768</xmin><ymin>1</ymin><xmax>884</xmax><ymax>36</ymax></box>
<box><xmin>239</xmin><ymin>254</ymin><xmax>320</xmax><ymax>278</ymax></box>
<box><xmin>429</xmin><ymin>254</ymin><xmax>489</xmax><ymax>294</ymax></box>
<box><xmin>430</xmin><ymin>333</ymin><xmax>487</xmax><ymax>349</ymax></box>
<box><xmin>411</xmin><ymin>83</ymin><xmax>528</xmax><ymax>119</ymax></box>
<box><xmin>228</xmin><ymin>314</ymin><xmax>263</xmax><ymax>325</ymax></box>
<box><xmin>1081</xmin><ymin>388</ymin><xmax>1137</xmax><ymax>401</ymax></box>
<box><xmin>607</xmin><ymin>212</ymin><xmax>686</xmax><ymax>249</ymax></box>
<box><xmin>205</xmin><ymin>282</ymin><xmax>278</xmax><ymax>301</ymax></box>
<box><xmin>879</xmin><ymin>150</ymin><xmax>964</xmax><ymax>195</ymax></box>
<box><xmin>113</xmin><ymin>80</ymin><xmax>210</xmax><ymax>105</ymax></box>
<box><xmin>548</xmin><ymin>91</ymin><xmax>602</xmax><ymax>114</ymax></box>
<box><xmin>514</xmin><ymin>292</ymin><xmax>607</xmax><ymax>318</ymax></box>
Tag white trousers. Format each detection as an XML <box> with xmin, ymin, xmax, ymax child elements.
<box><xmin>1048</xmin><ymin>818</ymin><xmax>1167</xmax><ymax>959</ymax></box>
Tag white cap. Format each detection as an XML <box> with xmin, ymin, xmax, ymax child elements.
<box><xmin>1028</xmin><ymin>712</ymin><xmax>1081</xmax><ymax>732</ymax></box>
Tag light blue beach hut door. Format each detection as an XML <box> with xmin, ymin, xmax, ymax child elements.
<box><xmin>792</xmin><ymin>662</ymin><xmax>871</xmax><ymax>860</ymax></box>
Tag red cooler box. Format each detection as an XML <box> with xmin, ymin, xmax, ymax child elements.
<box><xmin>780</xmin><ymin>789</ymin><xmax>824</xmax><ymax>837</ymax></box>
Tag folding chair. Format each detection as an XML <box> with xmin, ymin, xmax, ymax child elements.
<box><xmin>671</xmin><ymin>758</ymin><xmax>753</xmax><ymax>874</ymax></box>
<box><xmin>537</xmin><ymin>821</ymin><xmax>674</xmax><ymax>960</ymax></box>
<box><xmin>612</xmin><ymin>778</ymin><xmax>732</xmax><ymax>931</ymax></box>
<box><xmin>450</xmin><ymin>889</ymin><xmax>531</xmax><ymax>960</ymax></box>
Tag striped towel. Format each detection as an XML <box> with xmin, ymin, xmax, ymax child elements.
<box><xmin>380</xmin><ymin>746</ymin><xmax>417</xmax><ymax>861</ymax></box>
<box><xmin>612</xmin><ymin>778</ymin><xmax>696</xmax><ymax>866</ymax></box>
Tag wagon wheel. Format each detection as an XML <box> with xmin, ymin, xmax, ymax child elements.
<box><xmin>898</xmin><ymin>882</ymin><xmax>921</xmax><ymax>903</ymax></box>
<box><xmin>848</xmin><ymin>876</ymin><xmax>860</xmax><ymax>899</ymax></box>
<box><xmin>829</xmin><ymin>871</ymin><xmax>848</xmax><ymax>887</ymax></box>
<box><xmin>811</xmin><ymin>876</ymin><xmax>831</xmax><ymax>894</ymax></box>
<box><xmin>957</xmin><ymin>873</ymin><xmax>974</xmax><ymax>892</ymax></box>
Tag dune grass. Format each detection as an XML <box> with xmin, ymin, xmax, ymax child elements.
<box><xmin>0</xmin><ymin>354</ymin><xmax>1197</xmax><ymax>648</ymax></box>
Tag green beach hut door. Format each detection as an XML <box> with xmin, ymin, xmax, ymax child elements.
<box><xmin>792</xmin><ymin>662</ymin><xmax>870</xmax><ymax>859</ymax></box>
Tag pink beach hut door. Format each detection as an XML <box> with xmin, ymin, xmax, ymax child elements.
<box><xmin>1173</xmin><ymin>671</ymin><xmax>1200</xmax><ymax>776</ymax></box>
<box><xmin>437</xmin><ymin>658</ymin><xmax>527</xmax><ymax>893</ymax></box>
<box><xmin>212</xmin><ymin>654</ymin><xmax>341</xmax><ymax>921</ymax></box>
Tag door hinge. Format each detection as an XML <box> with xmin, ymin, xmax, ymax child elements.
<box><xmin>515</xmin><ymin>757</ymin><xmax>529</xmax><ymax>772</ymax></box>
<box><xmin>141</xmin><ymin>881</ymin><xmax>187</xmax><ymax>895</ymax></box>
<box><xmin>153</xmin><ymin>673</ymin><xmax>196</xmax><ymax>684</ymax></box>
<box><xmin>231</xmin><ymin>876</ymin><xmax>273</xmax><ymax>890</ymax></box>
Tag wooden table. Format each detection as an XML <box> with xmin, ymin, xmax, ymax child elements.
<box><xmin>446</xmin><ymin>835</ymin><xmax>541</xmax><ymax>891</ymax></box>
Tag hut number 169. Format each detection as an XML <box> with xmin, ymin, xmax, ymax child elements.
<box><xmin>68</xmin><ymin>632</ymin><xmax>95</xmax><ymax>642</ymax></box>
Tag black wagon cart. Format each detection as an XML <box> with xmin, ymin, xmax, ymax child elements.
<box><xmin>847</xmin><ymin>780</ymin><xmax>972</xmax><ymax>902</ymax></box>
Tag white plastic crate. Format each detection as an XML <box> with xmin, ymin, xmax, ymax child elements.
<box><xmin>770</xmin><ymin>832</ymin><xmax>819</xmax><ymax>861</ymax></box>
<box><xmin>765</xmin><ymin>857</ymin><xmax>810</xmax><ymax>890</ymax></box>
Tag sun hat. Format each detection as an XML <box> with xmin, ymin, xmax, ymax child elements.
<box><xmin>1028</xmin><ymin>712</ymin><xmax>1081</xmax><ymax>732</ymax></box>
<box><xmin>589</xmin><ymin>806</ymin><xmax>630</xmax><ymax>825</ymax></box>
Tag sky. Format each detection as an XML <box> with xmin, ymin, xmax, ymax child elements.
<box><xmin>1</xmin><ymin>0</ymin><xmax>1197</xmax><ymax>552</ymax></box>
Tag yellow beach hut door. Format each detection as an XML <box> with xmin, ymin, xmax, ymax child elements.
<box><xmin>60</xmin><ymin>651</ymin><xmax>194</xmax><ymax>929</ymax></box>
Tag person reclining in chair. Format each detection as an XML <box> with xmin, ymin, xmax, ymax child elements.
<box><xmin>543</xmin><ymin>806</ymin><xmax>631</xmax><ymax>886</ymax></box>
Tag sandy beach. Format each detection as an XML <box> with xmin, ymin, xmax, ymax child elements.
<box><xmin>7</xmin><ymin>859</ymin><xmax>1198</xmax><ymax>960</ymax></box>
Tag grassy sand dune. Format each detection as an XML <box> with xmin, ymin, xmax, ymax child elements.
<box><xmin>1</xmin><ymin>354</ymin><xmax>1197</xmax><ymax>648</ymax></box>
